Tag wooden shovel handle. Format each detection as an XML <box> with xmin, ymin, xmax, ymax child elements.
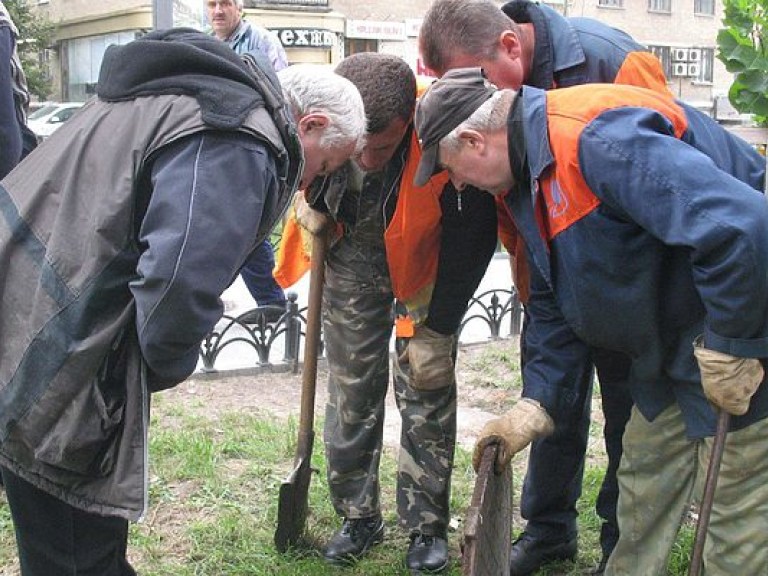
<box><xmin>297</xmin><ymin>232</ymin><xmax>328</xmax><ymax>441</ymax></box>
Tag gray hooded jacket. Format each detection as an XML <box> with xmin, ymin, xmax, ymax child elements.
<box><xmin>0</xmin><ymin>29</ymin><xmax>300</xmax><ymax>519</ymax></box>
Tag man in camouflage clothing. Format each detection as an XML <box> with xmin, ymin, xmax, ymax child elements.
<box><xmin>295</xmin><ymin>53</ymin><xmax>493</xmax><ymax>573</ymax></box>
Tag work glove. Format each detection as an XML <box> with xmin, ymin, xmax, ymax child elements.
<box><xmin>473</xmin><ymin>398</ymin><xmax>554</xmax><ymax>474</ymax></box>
<box><xmin>693</xmin><ymin>336</ymin><xmax>764</xmax><ymax>416</ymax></box>
<box><xmin>400</xmin><ymin>325</ymin><xmax>456</xmax><ymax>390</ymax></box>
<box><xmin>294</xmin><ymin>190</ymin><xmax>333</xmax><ymax>236</ymax></box>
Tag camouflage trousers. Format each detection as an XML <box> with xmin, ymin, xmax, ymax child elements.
<box><xmin>606</xmin><ymin>404</ymin><xmax>768</xmax><ymax>575</ymax></box>
<box><xmin>322</xmin><ymin>235</ymin><xmax>457</xmax><ymax>538</ymax></box>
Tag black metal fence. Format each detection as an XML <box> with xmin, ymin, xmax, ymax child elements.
<box><xmin>198</xmin><ymin>288</ymin><xmax>523</xmax><ymax>375</ymax></box>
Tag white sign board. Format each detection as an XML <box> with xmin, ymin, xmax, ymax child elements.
<box><xmin>346</xmin><ymin>20</ymin><xmax>406</xmax><ymax>41</ymax></box>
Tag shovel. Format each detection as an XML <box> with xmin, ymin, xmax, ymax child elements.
<box><xmin>688</xmin><ymin>408</ymin><xmax>730</xmax><ymax>576</ymax></box>
<box><xmin>274</xmin><ymin>231</ymin><xmax>329</xmax><ymax>552</ymax></box>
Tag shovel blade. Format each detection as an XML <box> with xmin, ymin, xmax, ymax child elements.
<box><xmin>274</xmin><ymin>453</ymin><xmax>313</xmax><ymax>552</ymax></box>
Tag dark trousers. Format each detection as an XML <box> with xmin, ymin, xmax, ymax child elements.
<box><xmin>1</xmin><ymin>467</ymin><xmax>136</xmax><ymax>576</ymax></box>
<box><xmin>240</xmin><ymin>239</ymin><xmax>285</xmax><ymax>306</ymax></box>
<box><xmin>519</xmin><ymin>337</ymin><xmax>633</xmax><ymax>558</ymax></box>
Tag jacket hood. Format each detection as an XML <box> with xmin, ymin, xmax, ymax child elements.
<box><xmin>97</xmin><ymin>28</ymin><xmax>265</xmax><ymax>130</ymax></box>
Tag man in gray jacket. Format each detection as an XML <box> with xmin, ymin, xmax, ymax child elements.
<box><xmin>0</xmin><ymin>29</ymin><xmax>364</xmax><ymax>575</ymax></box>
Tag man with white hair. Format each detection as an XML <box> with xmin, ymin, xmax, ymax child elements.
<box><xmin>413</xmin><ymin>67</ymin><xmax>768</xmax><ymax>575</ymax></box>
<box><xmin>0</xmin><ymin>29</ymin><xmax>364</xmax><ymax>576</ymax></box>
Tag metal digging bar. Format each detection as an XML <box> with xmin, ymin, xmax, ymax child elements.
<box><xmin>689</xmin><ymin>409</ymin><xmax>730</xmax><ymax>576</ymax></box>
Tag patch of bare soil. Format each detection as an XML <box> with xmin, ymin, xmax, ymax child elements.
<box><xmin>170</xmin><ymin>338</ymin><xmax>608</xmax><ymax>465</ymax></box>
<box><xmin>168</xmin><ymin>340</ymin><xmax>520</xmax><ymax>452</ymax></box>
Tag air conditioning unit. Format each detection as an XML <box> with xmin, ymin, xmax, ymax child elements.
<box><xmin>672</xmin><ymin>62</ymin><xmax>689</xmax><ymax>77</ymax></box>
<box><xmin>672</xmin><ymin>48</ymin><xmax>689</xmax><ymax>62</ymax></box>
<box><xmin>687</xmin><ymin>62</ymin><xmax>701</xmax><ymax>77</ymax></box>
<box><xmin>688</xmin><ymin>48</ymin><xmax>702</xmax><ymax>62</ymax></box>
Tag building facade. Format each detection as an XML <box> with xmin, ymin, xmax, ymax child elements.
<box><xmin>33</xmin><ymin>0</ymin><xmax>730</xmax><ymax>113</ymax></box>
<box><xmin>562</xmin><ymin>0</ymin><xmax>725</xmax><ymax>110</ymax></box>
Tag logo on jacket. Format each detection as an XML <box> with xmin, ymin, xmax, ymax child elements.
<box><xmin>548</xmin><ymin>179</ymin><xmax>569</xmax><ymax>219</ymax></box>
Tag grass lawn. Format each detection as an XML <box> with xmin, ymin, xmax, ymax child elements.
<box><xmin>0</xmin><ymin>343</ymin><xmax>695</xmax><ymax>574</ymax></box>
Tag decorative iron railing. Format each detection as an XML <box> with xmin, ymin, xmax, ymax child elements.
<box><xmin>198</xmin><ymin>288</ymin><xmax>523</xmax><ymax>375</ymax></box>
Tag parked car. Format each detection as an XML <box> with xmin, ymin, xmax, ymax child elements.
<box><xmin>27</xmin><ymin>102</ymin><xmax>84</xmax><ymax>139</ymax></box>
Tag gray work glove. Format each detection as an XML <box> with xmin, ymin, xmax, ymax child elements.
<box><xmin>401</xmin><ymin>325</ymin><xmax>456</xmax><ymax>390</ymax></box>
<box><xmin>473</xmin><ymin>399</ymin><xmax>554</xmax><ymax>474</ymax></box>
<box><xmin>294</xmin><ymin>190</ymin><xmax>333</xmax><ymax>236</ymax></box>
<box><xmin>693</xmin><ymin>336</ymin><xmax>764</xmax><ymax>416</ymax></box>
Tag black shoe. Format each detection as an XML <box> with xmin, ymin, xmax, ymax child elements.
<box><xmin>406</xmin><ymin>532</ymin><xmax>449</xmax><ymax>573</ymax></box>
<box><xmin>323</xmin><ymin>515</ymin><xmax>385</xmax><ymax>565</ymax></box>
<box><xmin>508</xmin><ymin>532</ymin><xmax>577</xmax><ymax>576</ymax></box>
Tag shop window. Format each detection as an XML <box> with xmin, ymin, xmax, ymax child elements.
<box><xmin>66</xmin><ymin>31</ymin><xmax>138</xmax><ymax>101</ymax></box>
<box><xmin>344</xmin><ymin>38</ymin><xmax>378</xmax><ymax>57</ymax></box>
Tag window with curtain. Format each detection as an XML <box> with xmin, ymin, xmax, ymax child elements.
<box><xmin>648</xmin><ymin>0</ymin><xmax>672</xmax><ymax>12</ymax></box>
<box><xmin>694</xmin><ymin>0</ymin><xmax>715</xmax><ymax>15</ymax></box>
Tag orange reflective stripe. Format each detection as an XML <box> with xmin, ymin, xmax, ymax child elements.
<box><xmin>542</xmin><ymin>84</ymin><xmax>688</xmax><ymax>240</ymax></box>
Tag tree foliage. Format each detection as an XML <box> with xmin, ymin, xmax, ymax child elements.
<box><xmin>717</xmin><ymin>0</ymin><xmax>768</xmax><ymax>125</ymax></box>
<box><xmin>3</xmin><ymin>0</ymin><xmax>54</xmax><ymax>100</ymax></box>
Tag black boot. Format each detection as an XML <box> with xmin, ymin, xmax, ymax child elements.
<box><xmin>323</xmin><ymin>515</ymin><xmax>385</xmax><ymax>565</ymax></box>
<box><xmin>508</xmin><ymin>532</ymin><xmax>577</xmax><ymax>575</ymax></box>
<box><xmin>406</xmin><ymin>532</ymin><xmax>449</xmax><ymax>573</ymax></box>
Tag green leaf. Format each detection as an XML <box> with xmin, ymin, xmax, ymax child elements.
<box><xmin>718</xmin><ymin>0</ymin><xmax>768</xmax><ymax>123</ymax></box>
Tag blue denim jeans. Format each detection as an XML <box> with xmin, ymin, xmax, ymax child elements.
<box><xmin>239</xmin><ymin>238</ymin><xmax>285</xmax><ymax>306</ymax></box>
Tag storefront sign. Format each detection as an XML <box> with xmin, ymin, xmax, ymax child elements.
<box><xmin>271</xmin><ymin>28</ymin><xmax>337</xmax><ymax>48</ymax></box>
<box><xmin>256</xmin><ymin>0</ymin><xmax>328</xmax><ymax>6</ymax></box>
<box><xmin>346</xmin><ymin>20</ymin><xmax>406</xmax><ymax>41</ymax></box>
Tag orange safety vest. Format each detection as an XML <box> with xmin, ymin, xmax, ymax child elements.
<box><xmin>272</xmin><ymin>134</ymin><xmax>449</xmax><ymax>322</ymax></box>
<box><xmin>496</xmin><ymin>49</ymin><xmax>675</xmax><ymax>306</ymax></box>
<box><xmin>273</xmin><ymin>76</ymin><xmax>450</xmax><ymax>329</ymax></box>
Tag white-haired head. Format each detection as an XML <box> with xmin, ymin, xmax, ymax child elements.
<box><xmin>278</xmin><ymin>64</ymin><xmax>366</xmax><ymax>188</ymax></box>
<box><xmin>278</xmin><ymin>64</ymin><xmax>366</xmax><ymax>149</ymax></box>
